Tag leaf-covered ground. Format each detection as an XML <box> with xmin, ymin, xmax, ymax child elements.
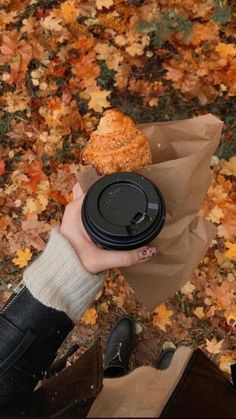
<box><xmin>0</xmin><ymin>0</ymin><xmax>235</xmax><ymax>375</ymax></box>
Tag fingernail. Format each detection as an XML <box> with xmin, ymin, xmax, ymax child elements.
<box><xmin>139</xmin><ymin>247</ymin><xmax>158</xmax><ymax>262</ymax></box>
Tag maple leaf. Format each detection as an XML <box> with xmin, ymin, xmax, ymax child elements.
<box><xmin>205</xmin><ymin>338</ymin><xmax>224</xmax><ymax>354</ymax></box>
<box><xmin>220</xmin><ymin>156</ymin><xmax>236</xmax><ymax>177</ymax></box>
<box><xmin>224</xmin><ymin>242</ymin><xmax>236</xmax><ymax>260</ymax></box>
<box><xmin>153</xmin><ymin>304</ymin><xmax>173</xmax><ymax>332</ymax></box>
<box><xmin>206</xmin><ymin>205</ymin><xmax>224</xmax><ymax>223</ymax></box>
<box><xmin>59</xmin><ymin>0</ymin><xmax>78</xmax><ymax>24</ymax></box>
<box><xmin>225</xmin><ymin>309</ymin><xmax>236</xmax><ymax>328</ymax></box>
<box><xmin>81</xmin><ymin>87</ymin><xmax>111</xmax><ymax>113</ymax></box>
<box><xmin>0</xmin><ymin>159</ymin><xmax>5</xmax><ymax>175</ymax></box>
<box><xmin>81</xmin><ymin>307</ymin><xmax>98</xmax><ymax>325</ymax></box>
<box><xmin>215</xmin><ymin>43</ymin><xmax>236</xmax><ymax>60</ymax></box>
<box><xmin>12</xmin><ymin>248</ymin><xmax>32</xmax><ymax>268</ymax></box>
<box><xmin>40</xmin><ymin>15</ymin><xmax>62</xmax><ymax>31</ymax></box>
<box><xmin>96</xmin><ymin>0</ymin><xmax>114</xmax><ymax>10</ymax></box>
<box><xmin>219</xmin><ymin>353</ymin><xmax>236</xmax><ymax>374</ymax></box>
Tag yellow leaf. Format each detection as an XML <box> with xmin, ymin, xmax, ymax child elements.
<box><xmin>82</xmin><ymin>88</ymin><xmax>111</xmax><ymax>113</ymax></box>
<box><xmin>100</xmin><ymin>301</ymin><xmax>109</xmax><ymax>314</ymax></box>
<box><xmin>181</xmin><ymin>281</ymin><xmax>196</xmax><ymax>295</ymax></box>
<box><xmin>220</xmin><ymin>156</ymin><xmax>236</xmax><ymax>177</ymax></box>
<box><xmin>23</xmin><ymin>198</ymin><xmax>39</xmax><ymax>215</ymax></box>
<box><xmin>215</xmin><ymin>43</ymin><xmax>236</xmax><ymax>59</ymax></box>
<box><xmin>153</xmin><ymin>304</ymin><xmax>173</xmax><ymax>332</ymax></box>
<box><xmin>40</xmin><ymin>15</ymin><xmax>62</xmax><ymax>32</ymax></box>
<box><xmin>96</xmin><ymin>0</ymin><xmax>113</xmax><ymax>10</ymax></box>
<box><xmin>59</xmin><ymin>0</ymin><xmax>77</xmax><ymax>24</ymax></box>
<box><xmin>224</xmin><ymin>242</ymin><xmax>236</xmax><ymax>260</ymax></box>
<box><xmin>193</xmin><ymin>306</ymin><xmax>205</xmax><ymax>319</ymax></box>
<box><xmin>81</xmin><ymin>307</ymin><xmax>98</xmax><ymax>325</ymax></box>
<box><xmin>219</xmin><ymin>353</ymin><xmax>236</xmax><ymax>374</ymax></box>
<box><xmin>225</xmin><ymin>309</ymin><xmax>236</xmax><ymax>327</ymax></box>
<box><xmin>12</xmin><ymin>248</ymin><xmax>32</xmax><ymax>268</ymax></box>
<box><xmin>206</xmin><ymin>205</ymin><xmax>224</xmax><ymax>223</ymax></box>
<box><xmin>205</xmin><ymin>338</ymin><xmax>224</xmax><ymax>354</ymax></box>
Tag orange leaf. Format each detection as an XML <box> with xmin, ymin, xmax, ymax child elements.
<box><xmin>153</xmin><ymin>304</ymin><xmax>173</xmax><ymax>332</ymax></box>
<box><xmin>219</xmin><ymin>353</ymin><xmax>236</xmax><ymax>374</ymax></box>
<box><xmin>81</xmin><ymin>307</ymin><xmax>98</xmax><ymax>325</ymax></box>
<box><xmin>224</xmin><ymin>242</ymin><xmax>236</xmax><ymax>260</ymax></box>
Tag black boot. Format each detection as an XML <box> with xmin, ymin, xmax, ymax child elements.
<box><xmin>155</xmin><ymin>348</ymin><xmax>175</xmax><ymax>370</ymax></box>
<box><xmin>104</xmin><ymin>316</ymin><xmax>136</xmax><ymax>378</ymax></box>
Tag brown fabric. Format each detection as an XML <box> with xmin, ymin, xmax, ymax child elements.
<box><xmin>30</xmin><ymin>339</ymin><xmax>103</xmax><ymax>417</ymax></box>
<box><xmin>160</xmin><ymin>349</ymin><xmax>236</xmax><ymax>418</ymax></box>
<box><xmin>88</xmin><ymin>347</ymin><xmax>192</xmax><ymax>417</ymax></box>
<box><xmin>77</xmin><ymin>114</ymin><xmax>223</xmax><ymax>311</ymax></box>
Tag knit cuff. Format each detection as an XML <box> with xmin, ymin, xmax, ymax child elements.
<box><xmin>23</xmin><ymin>229</ymin><xmax>105</xmax><ymax>321</ymax></box>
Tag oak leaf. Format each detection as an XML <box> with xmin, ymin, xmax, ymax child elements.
<box><xmin>12</xmin><ymin>248</ymin><xmax>32</xmax><ymax>268</ymax></box>
<box><xmin>153</xmin><ymin>304</ymin><xmax>173</xmax><ymax>332</ymax></box>
<box><xmin>205</xmin><ymin>338</ymin><xmax>224</xmax><ymax>354</ymax></box>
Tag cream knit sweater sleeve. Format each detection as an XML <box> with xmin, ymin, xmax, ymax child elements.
<box><xmin>24</xmin><ymin>228</ymin><xmax>105</xmax><ymax>321</ymax></box>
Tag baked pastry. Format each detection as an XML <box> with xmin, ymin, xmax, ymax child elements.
<box><xmin>81</xmin><ymin>109</ymin><xmax>152</xmax><ymax>174</ymax></box>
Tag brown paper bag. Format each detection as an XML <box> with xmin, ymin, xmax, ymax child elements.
<box><xmin>77</xmin><ymin>114</ymin><xmax>223</xmax><ymax>311</ymax></box>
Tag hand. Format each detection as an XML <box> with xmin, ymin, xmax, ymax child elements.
<box><xmin>60</xmin><ymin>182</ymin><xmax>158</xmax><ymax>274</ymax></box>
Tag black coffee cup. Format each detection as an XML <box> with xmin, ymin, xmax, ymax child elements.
<box><xmin>81</xmin><ymin>172</ymin><xmax>166</xmax><ymax>250</ymax></box>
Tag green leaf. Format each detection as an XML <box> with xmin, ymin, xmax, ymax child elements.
<box><xmin>213</xmin><ymin>0</ymin><xmax>231</xmax><ymax>24</ymax></box>
<box><xmin>137</xmin><ymin>9</ymin><xmax>192</xmax><ymax>47</ymax></box>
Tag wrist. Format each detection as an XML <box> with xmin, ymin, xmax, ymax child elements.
<box><xmin>24</xmin><ymin>229</ymin><xmax>105</xmax><ymax>321</ymax></box>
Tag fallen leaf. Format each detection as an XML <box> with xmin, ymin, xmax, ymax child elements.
<box><xmin>153</xmin><ymin>304</ymin><xmax>173</xmax><ymax>332</ymax></box>
<box><xmin>81</xmin><ymin>87</ymin><xmax>111</xmax><ymax>113</ymax></box>
<box><xmin>0</xmin><ymin>159</ymin><xmax>6</xmax><ymax>175</ymax></box>
<box><xmin>81</xmin><ymin>307</ymin><xmax>98</xmax><ymax>325</ymax></box>
<box><xmin>215</xmin><ymin>43</ymin><xmax>236</xmax><ymax>60</ymax></box>
<box><xmin>206</xmin><ymin>205</ymin><xmax>224</xmax><ymax>223</ymax></box>
<box><xmin>205</xmin><ymin>337</ymin><xmax>224</xmax><ymax>354</ymax></box>
<box><xmin>40</xmin><ymin>15</ymin><xmax>62</xmax><ymax>31</ymax></box>
<box><xmin>193</xmin><ymin>306</ymin><xmax>205</xmax><ymax>319</ymax></box>
<box><xmin>12</xmin><ymin>248</ymin><xmax>32</xmax><ymax>268</ymax></box>
<box><xmin>181</xmin><ymin>281</ymin><xmax>196</xmax><ymax>296</ymax></box>
<box><xmin>59</xmin><ymin>0</ymin><xmax>78</xmax><ymax>24</ymax></box>
<box><xmin>224</xmin><ymin>242</ymin><xmax>236</xmax><ymax>260</ymax></box>
<box><xmin>96</xmin><ymin>0</ymin><xmax>114</xmax><ymax>10</ymax></box>
<box><xmin>220</xmin><ymin>156</ymin><xmax>236</xmax><ymax>177</ymax></box>
<box><xmin>219</xmin><ymin>353</ymin><xmax>236</xmax><ymax>374</ymax></box>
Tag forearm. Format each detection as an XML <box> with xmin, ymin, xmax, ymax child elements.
<box><xmin>0</xmin><ymin>229</ymin><xmax>105</xmax><ymax>409</ymax></box>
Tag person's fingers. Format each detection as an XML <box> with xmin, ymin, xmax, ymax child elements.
<box><xmin>81</xmin><ymin>244</ymin><xmax>158</xmax><ymax>273</ymax></box>
<box><xmin>73</xmin><ymin>182</ymin><xmax>84</xmax><ymax>200</ymax></box>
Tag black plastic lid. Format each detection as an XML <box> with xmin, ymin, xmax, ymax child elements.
<box><xmin>81</xmin><ymin>172</ymin><xmax>166</xmax><ymax>250</ymax></box>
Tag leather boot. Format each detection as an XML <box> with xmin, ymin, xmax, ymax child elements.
<box><xmin>104</xmin><ymin>316</ymin><xmax>136</xmax><ymax>378</ymax></box>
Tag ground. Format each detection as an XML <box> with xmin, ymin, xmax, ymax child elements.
<box><xmin>0</xmin><ymin>0</ymin><xmax>236</xmax><ymax>376</ymax></box>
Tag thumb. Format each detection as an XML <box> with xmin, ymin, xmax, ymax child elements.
<box><xmin>84</xmin><ymin>244</ymin><xmax>158</xmax><ymax>272</ymax></box>
<box><xmin>73</xmin><ymin>182</ymin><xmax>84</xmax><ymax>200</ymax></box>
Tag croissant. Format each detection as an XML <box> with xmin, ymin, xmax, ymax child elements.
<box><xmin>81</xmin><ymin>108</ymin><xmax>152</xmax><ymax>175</ymax></box>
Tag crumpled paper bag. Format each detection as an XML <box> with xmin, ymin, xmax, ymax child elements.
<box><xmin>77</xmin><ymin>114</ymin><xmax>223</xmax><ymax>311</ymax></box>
